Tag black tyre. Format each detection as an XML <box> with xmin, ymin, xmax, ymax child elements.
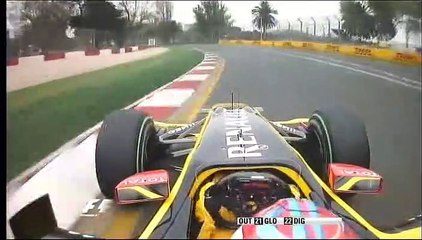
<box><xmin>307</xmin><ymin>106</ymin><xmax>370</xmax><ymax>181</ymax></box>
<box><xmin>95</xmin><ymin>109</ymin><xmax>158</xmax><ymax>199</ymax></box>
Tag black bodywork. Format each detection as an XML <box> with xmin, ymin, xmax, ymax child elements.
<box><xmin>8</xmin><ymin>105</ymin><xmax>421</xmax><ymax>239</ymax></box>
<box><xmin>145</xmin><ymin>106</ymin><xmax>377</xmax><ymax>239</ymax></box>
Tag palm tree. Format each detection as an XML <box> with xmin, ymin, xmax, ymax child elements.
<box><xmin>252</xmin><ymin>0</ymin><xmax>278</xmax><ymax>40</ymax></box>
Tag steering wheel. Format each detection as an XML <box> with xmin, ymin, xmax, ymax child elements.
<box><xmin>204</xmin><ymin>171</ymin><xmax>294</xmax><ymax>229</ymax></box>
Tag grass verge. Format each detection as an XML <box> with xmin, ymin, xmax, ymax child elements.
<box><xmin>7</xmin><ymin>47</ymin><xmax>203</xmax><ymax>181</ymax></box>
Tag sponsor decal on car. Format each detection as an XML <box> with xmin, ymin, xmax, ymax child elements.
<box><xmin>121</xmin><ymin>176</ymin><xmax>167</xmax><ymax>185</ymax></box>
<box><xmin>81</xmin><ymin>199</ymin><xmax>113</xmax><ymax>217</ymax></box>
<box><xmin>224</xmin><ymin>109</ymin><xmax>268</xmax><ymax>158</ymax></box>
<box><xmin>342</xmin><ymin>169</ymin><xmax>380</xmax><ymax>177</ymax></box>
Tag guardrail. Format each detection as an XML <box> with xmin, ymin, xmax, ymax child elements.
<box><xmin>220</xmin><ymin>39</ymin><xmax>422</xmax><ymax>65</ymax></box>
<box><xmin>6</xmin><ymin>45</ymin><xmax>156</xmax><ymax>66</ymax></box>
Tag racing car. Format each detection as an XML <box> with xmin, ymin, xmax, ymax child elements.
<box><xmin>9</xmin><ymin>103</ymin><xmax>421</xmax><ymax>239</ymax></box>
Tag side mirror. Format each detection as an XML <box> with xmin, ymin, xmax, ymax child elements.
<box><xmin>115</xmin><ymin>169</ymin><xmax>170</xmax><ymax>205</ymax></box>
<box><xmin>328</xmin><ymin>163</ymin><xmax>383</xmax><ymax>194</ymax></box>
<box><xmin>9</xmin><ymin>194</ymin><xmax>58</xmax><ymax>239</ymax></box>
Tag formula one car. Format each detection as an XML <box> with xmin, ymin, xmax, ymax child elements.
<box><xmin>9</xmin><ymin>103</ymin><xmax>421</xmax><ymax>239</ymax></box>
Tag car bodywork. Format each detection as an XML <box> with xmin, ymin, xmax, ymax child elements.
<box><xmin>9</xmin><ymin>103</ymin><xmax>421</xmax><ymax>239</ymax></box>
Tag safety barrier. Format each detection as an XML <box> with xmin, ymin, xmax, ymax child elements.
<box><xmin>125</xmin><ymin>47</ymin><xmax>133</xmax><ymax>53</ymax></box>
<box><xmin>44</xmin><ymin>52</ymin><xmax>65</xmax><ymax>61</ymax></box>
<box><xmin>7</xmin><ymin>58</ymin><xmax>19</xmax><ymax>66</ymax></box>
<box><xmin>111</xmin><ymin>48</ymin><xmax>121</xmax><ymax>54</ymax></box>
<box><xmin>138</xmin><ymin>45</ymin><xmax>150</xmax><ymax>50</ymax></box>
<box><xmin>85</xmin><ymin>47</ymin><xmax>100</xmax><ymax>56</ymax></box>
<box><xmin>7</xmin><ymin>46</ymin><xmax>152</xmax><ymax>66</ymax></box>
<box><xmin>220</xmin><ymin>39</ymin><xmax>422</xmax><ymax>65</ymax></box>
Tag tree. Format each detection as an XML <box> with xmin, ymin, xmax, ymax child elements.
<box><xmin>365</xmin><ymin>1</ymin><xmax>397</xmax><ymax>41</ymax></box>
<box><xmin>394</xmin><ymin>1</ymin><xmax>422</xmax><ymax>20</ymax></box>
<box><xmin>193</xmin><ymin>1</ymin><xmax>233</xmax><ymax>42</ymax></box>
<box><xmin>151</xmin><ymin>1</ymin><xmax>178</xmax><ymax>44</ymax></box>
<box><xmin>226</xmin><ymin>26</ymin><xmax>242</xmax><ymax>39</ymax></box>
<box><xmin>20</xmin><ymin>1</ymin><xmax>78</xmax><ymax>52</ymax></box>
<box><xmin>69</xmin><ymin>1</ymin><xmax>127</xmax><ymax>48</ymax></box>
<box><xmin>155</xmin><ymin>1</ymin><xmax>173</xmax><ymax>22</ymax></box>
<box><xmin>404</xmin><ymin>18</ymin><xmax>421</xmax><ymax>48</ymax></box>
<box><xmin>393</xmin><ymin>1</ymin><xmax>421</xmax><ymax>48</ymax></box>
<box><xmin>156</xmin><ymin>20</ymin><xmax>181</xmax><ymax>44</ymax></box>
<box><xmin>251</xmin><ymin>0</ymin><xmax>278</xmax><ymax>40</ymax></box>
<box><xmin>117</xmin><ymin>1</ymin><xmax>153</xmax><ymax>45</ymax></box>
<box><xmin>340</xmin><ymin>1</ymin><xmax>376</xmax><ymax>41</ymax></box>
<box><xmin>119</xmin><ymin>1</ymin><xmax>152</xmax><ymax>25</ymax></box>
<box><xmin>341</xmin><ymin>0</ymin><xmax>421</xmax><ymax>43</ymax></box>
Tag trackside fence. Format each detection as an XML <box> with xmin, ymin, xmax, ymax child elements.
<box><xmin>220</xmin><ymin>39</ymin><xmax>422</xmax><ymax>65</ymax></box>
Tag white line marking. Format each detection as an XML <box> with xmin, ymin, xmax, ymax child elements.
<box><xmin>278</xmin><ymin>52</ymin><xmax>421</xmax><ymax>90</ymax></box>
<box><xmin>136</xmin><ymin>88</ymin><xmax>195</xmax><ymax>107</ymax></box>
<box><xmin>199</xmin><ymin>63</ymin><xmax>216</xmax><ymax>67</ymax></box>
<box><xmin>291</xmin><ymin>51</ymin><xmax>420</xmax><ymax>85</ymax></box>
<box><xmin>401</xmin><ymin>77</ymin><xmax>422</xmax><ymax>86</ymax></box>
<box><xmin>195</xmin><ymin>66</ymin><xmax>215</xmax><ymax>70</ymax></box>
<box><xmin>345</xmin><ymin>63</ymin><xmax>420</xmax><ymax>86</ymax></box>
<box><xmin>6</xmin><ymin>49</ymin><xmax>211</xmax><ymax>239</ymax></box>
<box><xmin>6</xmin><ymin>50</ymin><xmax>209</xmax><ymax>197</ymax></box>
<box><xmin>177</xmin><ymin>74</ymin><xmax>209</xmax><ymax>81</ymax></box>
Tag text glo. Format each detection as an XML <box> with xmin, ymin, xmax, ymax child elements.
<box><xmin>236</xmin><ymin>217</ymin><xmax>278</xmax><ymax>225</ymax></box>
<box><xmin>236</xmin><ymin>217</ymin><xmax>307</xmax><ymax>225</ymax></box>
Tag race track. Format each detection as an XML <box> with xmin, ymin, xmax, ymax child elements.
<box><xmin>196</xmin><ymin>44</ymin><xmax>421</xmax><ymax>228</ymax></box>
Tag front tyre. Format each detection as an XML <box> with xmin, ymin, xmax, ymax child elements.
<box><xmin>307</xmin><ymin>106</ymin><xmax>370</xmax><ymax>182</ymax></box>
<box><xmin>95</xmin><ymin>109</ymin><xmax>158</xmax><ymax>199</ymax></box>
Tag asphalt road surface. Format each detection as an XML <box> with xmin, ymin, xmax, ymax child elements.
<box><xmin>196</xmin><ymin>44</ymin><xmax>421</xmax><ymax>229</ymax></box>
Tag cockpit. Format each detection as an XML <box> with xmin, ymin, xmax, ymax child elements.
<box><xmin>204</xmin><ymin>171</ymin><xmax>299</xmax><ymax>227</ymax></box>
<box><xmin>189</xmin><ymin>167</ymin><xmax>360</xmax><ymax>239</ymax></box>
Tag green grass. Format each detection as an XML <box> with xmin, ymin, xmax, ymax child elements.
<box><xmin>7</xmin><ymin>47</ymin><xmax>203</xmax><ymax>181</ymax></box>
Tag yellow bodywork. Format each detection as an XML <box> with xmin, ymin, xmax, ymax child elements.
<box><xmin>139</xmin><ymin>103</ymin><xmax>421</xmax><ymax>239</ymax></box>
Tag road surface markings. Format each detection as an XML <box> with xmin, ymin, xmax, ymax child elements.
<box><xmin>169</xmin><ymin>81</ymin><xmax>202</xmax><ymax>90</ymax></box>
<box><xmin>276</xmin><ymin>51</ymin><xmax>421</xmax><ymax>91</ymax></box>
<box><xmin>202</xmin><ymin>60</ymin><xmax>218</xmax><ymax>64</ymax></box>
<box><xmin>195</xmin><ymin>66</ymin><xmax>215</xmax><ymax>70</ymax></box>
<box><xmin>297</xmin><ymin>52</ymin><xmax>420</xmax><ymax>86</ymax></box>
<box><xmin>6</xmin><ymin>52</ymin><xmax>222</xmax><ymax>239</ymax></box>
<box><xmin>177</xmin><ymin>74</ymin><xmax>210</xmax><ymax>81</ymax></box>
<box><xmin>136</xmin><ymin>89</ymin><xmax>195</xmax><ymax>107</ymax></box>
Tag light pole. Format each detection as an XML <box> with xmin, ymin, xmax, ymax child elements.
<box><xmin>334</xmin><ymin>15</ymin><xmax>341</xmax><ymax>32</ymax></box>
<box><xmin>326</xmin><ymin>17</ymin><xmax>331</xmax><ymax>38</ymax></box>
<box><xmin>260</xmin><ymin>17</ymin><xmax>263</xmax><ymax>41</ymax></box>
<box><xmin>338</xmin><ymin>19</ymin><xmax>341</xmax><ymax>32</ymax></box>
<box><xmin>297</xmin><ymin>18</ymin><xmax>303</xmax><ymax>33</ymax></box>
<box><xmin>333</xmin><ymin>15</ymin><xmax>341</xmax><ymax>41</ymax></box>
<box><xmin>311</xmin><ymin>17</ymin><xmax>316</xmax><ymax>36</ymax></box>
<box><xmin>286</xmin><ymin>19</ymin><xmax>291</xmax><ymax>32</ymax></box>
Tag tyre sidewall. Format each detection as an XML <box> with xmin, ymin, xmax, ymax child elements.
<box><xmin>95</xmin><ymin>110</ymin><xmax>156</xmax><ymax>198</ymax></box>
<box><xmin>308</xmin><ymin>107</ymin><xmax>371</xmax><ymax>182</ymax></box>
